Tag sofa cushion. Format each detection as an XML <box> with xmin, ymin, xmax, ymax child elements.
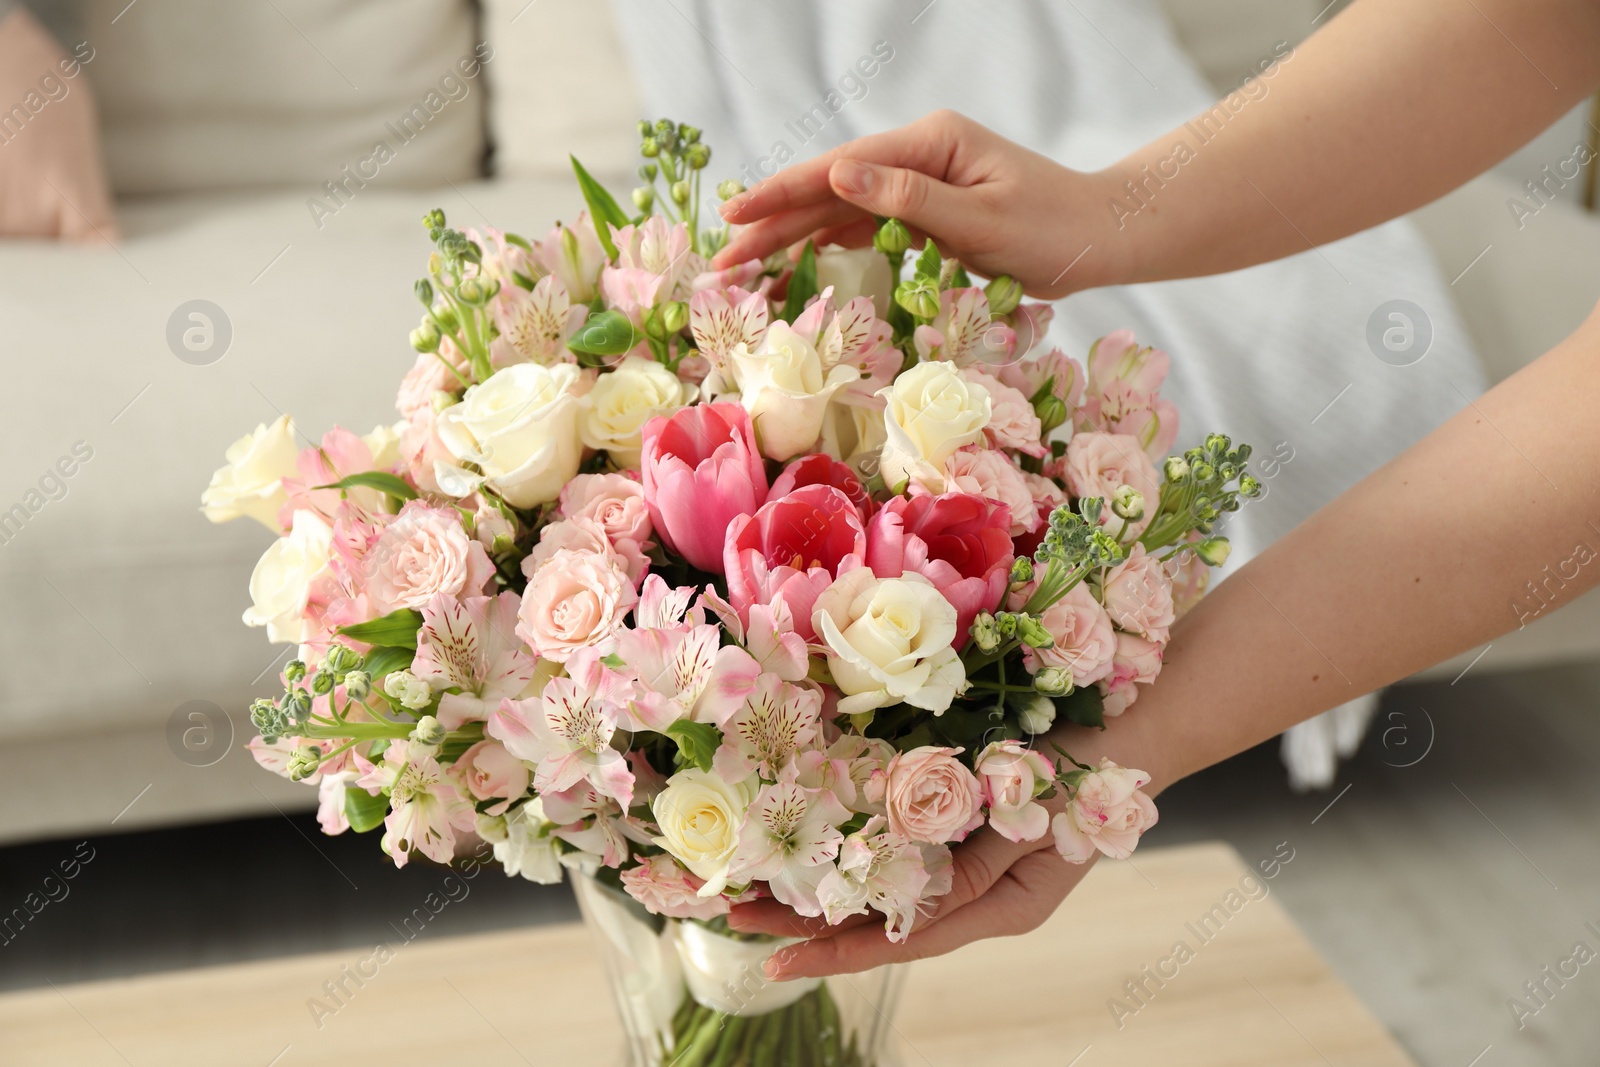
<box><xmin>82</xmin><ymin>0</ymin><xmax>486</xmax><ymax>195</ymax></box>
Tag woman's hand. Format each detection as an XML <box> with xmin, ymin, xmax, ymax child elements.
<box><xmin>713</xmin><ymin>110</ymin><xmax>1123</xmax><ymax>300</ymax></box>
<box><xmin>730</xmin><ymin>818</ymin><xmax>1098</xmax><ymax>980</ymax></box>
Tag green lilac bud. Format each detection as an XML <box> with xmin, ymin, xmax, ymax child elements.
<box><xmin>679</xmin><ymin>124</ymin><xmax>702</xmax><ymax>144</ymax></box>
<box><xmin>894</xmin><ymin>279</ymin><xmax>940</xmax><ymax>320</ymax></box>
<box><xmin>653</xmin><ymin>118</ymin><xmax>677</xmax><ymax>144</ymax></box>
<box><xmin>660</xmin><ymin>300</ymin><xmax>689</xmax><ymax>334</ymax></box>
<box><xmin>310</xmin><ymin>670</ymin><xmax>335</xmax><ymax>696</ymax></box>
<box><xmin>996</xmin><ymin>612</ymin><xmax>1019</xmax><ymax>639</ymax></box>
<box><xmin>984</xmin><ymin>274</ymin><xmax>1023</xmax><ymax>316</ymax></box>
<box><xmin>1016</xmin><ymin>615</ymin><xmax>1054</xmax><ymax>649</ymax></box>
<box><xmin>1017</xmin><ymin>694</ymin><xmax>1057</xmax><ymax>735</ymax></box>
<box><xmin>1230</xmin><ymin>443</ymin><xmax>1253</xmax><ymax>464</ymax></box>
<box><xmin>670</xmin><ymin>180</ymin><xmax>691</xmax><ymax>206</ymax></box>
<box><xmin>1195</xmin><ymin>537</ymin><xmax>1232</xmax><ymax>566</ymax></box>
<box><xmin>1035</xmin><ymin>394</ymin><xmax>1068</xmax><ymax>435</ymax></box>
<box><xmin>343</xmin><ymin>670</ymin><xmax>372</xmax><ymax>700</ymax></box>
<box><xmin>969</xmin><ymin>613</ymin><xmax>1002</xmax><ymax>654</ymax></box>
<box><xmin>284</xmin><ymin>686</ymin><xmax>313</xmax><ymax>722</ymax></box>
<box><xmin>384</xmin><ymin>670</ymin><xmax>433</xmax><ymax>711</ymax></box>
<box><xmin>684</xmin><ymin>143</ymin><xmax>711</xmax><ymax>170</ymax></box>
<box><xmin>414</xmin><ymin>279</ymin><xmax>434</xmax><ymax>306</ymax></box>
<box><xmin>1111</xmin><ymin>485</ymin><xmax>1146</xmax><ymax>522</ymax></box>
<box><xmin>640</xmin><ymin>137</ymin><xmax>660</xmax><ymax>158</ymax></box>
<box><xmin>422</xmin><ymin>208</ymin><xmax>446</xmax><ymax>234</ymax></box>
<box><xmin>284</xmin><ymin>659</ymin><xmax>307</xmax><ymax>684</ymax></box>
<box><xmin>637</xmin><ymin>119</ymin><xmax>653</xmax><ymax>138</ymax></box>
<box><xmin>717</xmin><ymin>179</ymin><xmax>746</xmax><ymax>201</ymax></box>
<box><xmin>431</xmin><ymin>304</ymin><xmax>460</xmax><ymax>332</ymax></box>
<box><xmin>1033</xmin><ymin>666</ymin><xmax>1073</xmax><ymax>697</ymax></box>
<box><xmin>1164</xmin><ymin>456</ymin><xmax>1190</xmax><ymax>482</ymax></box>
<box><xmin>411</xmin><ymin>715</ymin><xmax>447</xmax><ymax>747</ymax></box>
<box><xmin>1218</xmin><ymin>463</ymin><xmax>1238</xmax><ymax>482</ymax></box>
<box><xmin>1205</xmin><ymin>433</ymin><xmax>1232</xmax><ymax>455</ymax></box>
<box><xmin>249</xmin><ymin>698</ymin><xmax>288</xmax><ymax>741</ymax></box>
<box><xmin>1191</xmin><ymin>461</ymin><xmax>1215</xmax><ymax>482</ymax></box>
<box><xmin>638</xmin><ymin>162</ymin><xmax>658</xmax><ymax>182</ymax></box>
<box><xmin>410</xmin><ymin>319</ymin><xmax>442</xmax><ymax>353</ymax></box>
<box><xmin>873</xmin><ymin>218</ymin><xmax>912</xmax><ymax>256</ymax></box>
<box><xmin>456</xmin><ymin>277</ymin><xmax>497</xmax><ymax>306</ymax></box>
<box><xmin>287</xmin><ymin>743</ymin><xmax>323</xmax><ymax>783</ymax></box>
<box><xmin>1239</xmin><ymin>474</ymin><xmax>1263</xmax><ymax>498</ymax></box>
<box><xmin>632</xmin><ymin>186</ymin><xmax>655</xmax><ymax>212</ymax></box>
<box><xmin>1009</xmin><ymin>557</ymin><xmax>1035</xmax><ymax>585</ymax></box>
<box><xmin>326</xmin><ymin>644</ymin><xmax>362</xmax><ymax>674</ymax></box>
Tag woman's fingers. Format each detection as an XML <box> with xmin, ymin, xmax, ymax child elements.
<box><xmin>716</xmin><ymin>198</ymin><xmax>863</xmax><ymax>267</ymax></box>
<box><xmin>726</xmin><ymin>900</ymin><xmax>875</xmax><ymax>939</ymax></box>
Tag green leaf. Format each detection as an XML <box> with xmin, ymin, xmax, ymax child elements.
<box><xmin>361</xmin><ymin>644</ymin><xmax>416</xmax><ymax>678</ymax></box>
<box><xmin>913</xmin><ymin>240</ymin><xmax>941</xmax><ymax>280</ymax></box>
<box><xmin>570</xmin><ymin>155</ymin><xmax>629</xmax><ymax>260</ymax></box>
<box><xmin>344</xmin><ymin>787</ymin><xmax>389</xmax><ymax>833</ymax></box>
<box><xmin>950</xmin><ymin>263</ymin><xmax>972</xmax><ymax>289</ymax></box>
<box><xmin>337</xmin><ymin>609</ymin><xmax>424</xmax><ymax>649</ymax></box>
<box><xmin>567</xmin><ymin>309</ymin><xmax>642</xmax><ymax>359</ymax></box>
<box><xmin>664</xmin><ymin>720</ymin><xmax>723</xmax><ymax>772</ymax></box>
<box><xmin>313</xmin><ymin>471</ymin><xmax>417</xmax><ymax>502</ymax></box>
<box><xmin>1059</xmin><ymin>687</ymin><xmax>1106</xmax><ymax>730</ymax></box>
<box><xmin>781</xmin><ymin>240</ymin><xmax>819</xmax><ymax>323</ymax></box>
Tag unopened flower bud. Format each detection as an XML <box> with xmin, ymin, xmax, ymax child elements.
<box><xmin>873</xmin><ymin>218</ymin><xmax>912</xmax><ymax>256</ymax></box>
<box><xmin>640</xmin><ymin>137</ymin><xmax>660</xmax><ymax>158</ymax></box>
<box><xmin>996</xmin><ymin>612</ymin><xmax>1019</xmax><ymax>639</ymax></box>
<box><xmin>410</xmin><ymin>320</ymin><xmax>441</xmax><ymax>353</ymax></box>
<box><xmin>1195</xmin><ymin>537</ymin><xmax>1232</xmax><ymax>566</ymax></box>
<box><xmin>1191</xmin><ymin>462</ymin><xmax>1215</xmax><ymax>482</ymax></box>
<box><xmin>679</xmin><ymin>124</ymin><xmax>702</xmax><ymax>144</ymax></box>
<box><xmin>969</xmin><ymin>613</ymin><xmax>1001</xmax><ymax>654</ymax></box>
<box><xmin>984</xmin><ymin>274</ymin><xmax>1023</xmax><ymax>316</ymax></box>
<box><xmin>343</xmin><ymin>670</ymin><xmax>372</xmax><ymax>700</ymax></box>
<box><xmin>631</xmin><ymin>186</ymin><xmax>655</xmax><ymax>212</ymax></box>
<box><xmin>1034</xmin><ymin>393</ymin><xmax>1068</xmax><ymax>435</ymax></box>
<box><xmin>310</xmin><ymin>670</ymin><xmax>335</xmax><ymax>696</ymax></box>
<box><xmin>894</xmin><ymin>279</ymin><xmax>940</xmax><ymax>320</ymax></box>
<box><xmin>1239</xmin><ymin>474</ymin><xmax>1263</xmax><ymax>498</ymax></box>
<box><xmin>410</xmin><ymin>715</ymin><xmax>447</xmax><ymax>747</ymax></box>
<box><xmin>1016</xmin><ymin>614</ymin><xmax>1054</xmax><ymax>649</ymax></box>
<box><xmin>637</xmin><ymin>119</ymin><xmax>653</xmax><ymax>138</ymax></box>
<box><xmin>1009</xmin><ymin>557</ymin><xmax>1034</xmax><ymax>586</ymax></box>
<box><xmin>660</xmin><ymin>300</ymin><xmax>689</xmax><ymax>334</ymax></box>
<box><xmin>431</xmin><ymin>304</ymin><xmax>460</xmax><ymax>332</ymax></box>
<box><xmin>475</xmin><ymin>812</ymin><xmax>509</xmax><ymax>844</ymax></box>
<box><xmin>249</xmin><ymin>698</ymin><xmax>288</xmax><ymax>741</ymax></box>
<box><xmin>1205</xmin><ymin>433</ymin><xmax>1232</xmax><ymax>455</ymax></box>
<box><xmin>456</xmin><ymin>277</ymin><xmax>496</xmax><ymax>306</ymax></box>
<box><xmin>284</xmin><ymin>659</ymin><xmax>307</xmax><ymax>684</ymax></box>
<box><xmin>1230</xmin><ymin>443</ymin><xmax>1252</xmax><ymax>464</ymax></box>
<box><xmin>384</xmin><ymin>670</ymin><xmax>433</xmax><ymax>711</ymax></box>
<box><xmin>287</xmin><ymin>743</ymin><xmax>323</xmax><ymax>782</ymax></box>
<box><xmin>1018</xmin><ymin>694</ymin><xmax>1057</xmax><ymax>735</ymax></box>
<box><xmin>414</xmin><ymin>279</ymin><xmax>434</xmax><ymax>307</ymax></box>
<box><xmin>684</xmin><ymin>143</ymin><xmax>710</xmax><ymax>170</ymax></box>
<box><xmin>422</xmin><ymin>208</ymin><xmax>446</xmax><ymax>234</ymax></box>
<box><xmin>326</xmin><ymin>644</ymin><xmax>361</xmax><ymax>675</ymax></box>
<box><xmin>1164</xmin><ymin>456</ymin><xmax>1190</xmax><ymax>482</ymax></box>
<box><xmin>717</xmin><ymin>179</ymin><xmax>746</xmax><ymax>201</ymax></box>
<box><xmin>284</xmin><ymin>686</ymin><xmax>313</xmax><ymax>722</ymax></box>
<box><xmin>431</xmin><ymin>390</ymin><xmax>457</xmax><ymax>413</ymax></box>
<box><xmin>1033</xmin><ymin>666</ymin><xmax>1073</xmax><ymax>697</ymax></box>
<box><xmin>670</xmin><ymin>180</ymin><xmax>691</xmax><ymax>206</ymax></box>
<box><xmin>1111</xmin><ymin>485</ymin><xmax>1146</xmax><ymax>522</ymax></box>
<box><xmin>638</xmin><ymin>162</ymin><xmax>659</xmax><ymax>182</ymax></box>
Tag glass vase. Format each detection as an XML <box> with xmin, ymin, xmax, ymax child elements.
<box><xmin>572</xmin><ymin>872</ymin><xmax>907</xmax><ymax>1066</ymax></box>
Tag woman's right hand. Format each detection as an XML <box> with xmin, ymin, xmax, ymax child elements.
<box><xmin>713</xmin><ymin>110</ymin><xmax>1123</xmax><ymax>300</ymax></box>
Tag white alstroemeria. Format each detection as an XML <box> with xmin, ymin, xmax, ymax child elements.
<box><xmin>372</xmin><ymin>742</ymin><xmax>476</xmax><ymax>869</ymax></box>
<box><xmin>712</xmin><ymin>674</ymin><xmax>822</xmax><ymax>783</ymax></box>
<box><xmin>411</xmin><ymin>592</ymin><xmax>538</xmax><ymax>730</ymax></box>
<box><xmin>493</xmin><ymin>798</ymin><xmax>565</xmax><ymax>883</ymax></box>
<box><xmin>815</xmin><ymin>816</ymin><xmax>949</xmax><ymax>941</ymax></box>
<box><xmin>729</xmin><ymin>776</ymin><xmax>849</xmax><ymax>916</ymax></box>
<box><xmin>613</xmin><ymin>624</ymin><xmax>759</xmax><ymax>731</ymax></box>
<box><xmin>635</xmin><ymin>574</ymin><xmax>703</xmax><ymax>630</ymax></box>
<box><xmin>489</xmin><ymin>675</ymin><xmax>634</xmax><ymax>808</ymax></box>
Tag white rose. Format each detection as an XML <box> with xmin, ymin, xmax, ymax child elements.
<box><xmin>816</xmin><ymin>245</ymin><xmax>894</xmax><ymax>318</ymax></box>
<box><xmin>362</xmin><ymin>421</ymin><xmax>407</xmax><ymax>470</ymax></box>
<box><xmin>878</xmin><ymin>360</ymin><xmax>990</xmax><ymax>492</ymax></box>
<box><xmin>813</xmin><ymin>568</ymin><xmax>966</xmax><ymax>717</ymax></box>
<box><xmin>437</xmin><ymin>363</ymin><xmax>586</xmax><ymax>508</ymax></box>
<box><xmin>730</xmin><ymin>321</ymin><xmax>860</xmax><ymax>462</ymax></box>
<box><xmin>200</xmin><ymin>415</ymin><xmax>299</xmax><ymax>531</ymax></box>
<box><xmin>242</xmin><ymin>510</ymin><xmax>332</xmax><ymax>644</ymax></box>
<box><xmin>579</xmin><ymin>355</ymin><xmax>695</xmax><ymax>469</ymax></box>
<box><xmin>652</xmin><ymin>768</ymin><xmax>757</xmax><ymax>897</ymax></box>
<box><xmin>819</xmin><ymin>396</ymin><xmax>889</xmax><ymax>470</ymax></box>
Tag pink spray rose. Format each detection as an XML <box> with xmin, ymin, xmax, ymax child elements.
<box><xmin>453</xmin><ymin>740</ymin><xmax>530</xmax><ymax>816</ymax></box>
<box><xmin>1101</xmin><ymin>543</ymin><xmax>1176</xmax><ymax>643</ymax></box>
<box><xmin>938</xmin><ymin>447</ymin><xmax>1039</xmax><ymax>536</ymax></box>
<box><xmin>620</xmin><ymin>853</ymin><xmax>730</xmax><ymax>921</ymax></box>
<box><xmin>725</xmin><ymin>484</ymin><xmax>867</xmax><ymax>643</ymax></box>
<box><xmin>877</xmin><ymin>746</ymin><xmax>985</xmax><ymax>844</ymax></box>
<box><xmin>1023</xmin><ymin>580</ymin><xmax>1117</xmax><ymax>685</ymax></box>
<box><xmin>365</xmin><ymin>501</ymin><xmax>495</xmax><ymax>615</ymax></box>
<box><xmin>975</xmin><ymin>740</ymin><xmax>1057</xmax><ymax>843</ymax></box>
<box><xmin>560</xmin><ymin>472</ymin><xmax>653</xmax><ymax>552</ymax></box>
<box><xmin>526</xmin><ymin>515</ymin><xmax>649</xmax><ymax>588</ymax></box>
<box><xmin>865</xmin><ymin>492</ymin><xmax>1012</xmax><ymax>650</ymax></box>
<box><xmin>1062</xmin><ymin>432</ymin><xmax>1162</xmax><ymax>541</ymax></box>
<box><xmin>1052</xmin><ymin>758</ymin><xmax>1158</xmax><ymax>862</ymax></box>
<box><xmin>516</xmin><ymin>548</ymin><xmax>638</xmax><ymax>662</ymax></box>
<box><xmin>641</xmin><ymin>403</ymin><xmax>769</xmax><ymax>573</ymax></box>
<box><xmin>769</xmin><ymin>453</ymin><xmax>873</xmax><ymax>519</ymax></box>
<box><xmin>1099</xmin><ymin>630</ymin><xmax>1165</xmax><ymax>717</ymax></box>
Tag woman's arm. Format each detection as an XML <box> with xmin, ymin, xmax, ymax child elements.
<box><xmin>715</xmin><ymin>0</ymin><xmax>1600</xmax><ymax>297</ymax></box>
<box><xmin>748</xmin><ymin>301</ymin><xmax>1600</xmax><ymax>979</ymax></box>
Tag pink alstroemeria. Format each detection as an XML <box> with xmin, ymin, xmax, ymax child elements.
<box><xmin>542</xmin><ymin>782</ymin><xmax>635</xmax><ymax>868</ymax></box>
<box><xmin>640</xmin><ymin>403</ymin><xmax>769</xmax><ymax>573</ymax></box>
<box><xmin>911</xmin><ymin>288</ymin><xmax>1015</xmax><ymax>367</ymax></box>
<box><xmin>365</xmin><ymin>741</ymin><xmax>475</xmax><ymax>869</ymax></box>
<box><xmin>1081</xmin><ymin>330</ymin><xmax>1179</xmax><ymax>459</ymax></box>
<box><xmin>490</xmin><ymin>674</ymin><xmax>635</xmax><ymax>808</ymax></box>
<box><xmin>490</xmin><ymin>274</ymin><xmax>586</xmax><ymax>367</ymax></box>
<box><xmin>814</xmin><ymin>816</ymin><xmax>953</xmax><ymax>941</ymax></box>
<box><xmin>689</xmin><ymin>285</ymin><xmax>768</xmax><ymax>370</ymax></box>
<box><xmin>412</xmin><ymin>592</ymin><xmax>539</xmax><ymax>730</ymax></box>
<box><xmin>712</xmin><ymin>673</ymin><xmax>823</xmax><ymax>783</ymax></box>
<box><xmin>729</xmin><ymin>776</ymin><xmax>849</xmax><ymax>916</ymax></box>
<box><xmin>280</xmin><ymin>426</ymin><xmax>392</xmax><ymax>526</ymax></box>
<box><xmin>614</xmin><ymin>623</ymin><xmax>760</xmax><ymax>731</ymax></box>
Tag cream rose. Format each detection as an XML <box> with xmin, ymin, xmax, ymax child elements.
<box><xmin>580</xmin><ymin>356</ymin><xmax>695</xmax><ymax>469</ymax></box>
<box><xmin>878</xmin><ymin>360</ymin><xmax>991</xmax><ymax>491</ymax></box>
<box><xmin>437</xmin><ymin>362</ymin><xmax>586</xmax><ymax>508</ymax></box>
<box><xmin>362</xmin><ymin>421</ymin><xmax>406</xmax><ymax>471</ymax></box>
<box><xmin>516</xmin><ymin>548</ymin><xmax>637</xmax><ymax>662</ymax></box>
<box><xmin>201</xmin><ymin>415</ymin><xmax>299</xmax><ymax>531</ymax></box>
<box><xmin>813</xmin><ymin>568</ymin><xmax>966</xmax><ymax>716</ymax></box>
<box><xmin>881</xmin><ymin>746</ymin><xmax>984</xmax><ymax>844</ymax></box>
<box><xmin>652</xmin><ymin>768</ymin><xmax>758</xmax><ymax>897</ymax></box>
<box><xmin>816</xmin><ymin>245</ymin><xmax>894</xmax><ymax>318</ymax></box>
<box><xmin>242</xmin><ymin>510</ymin><xmax>332</xmax><ymax>643</ymax></box>
<box><xmin>730</xmin><ymin>320</ymin><xmax>860</xmax><ymax>461</ymax></box>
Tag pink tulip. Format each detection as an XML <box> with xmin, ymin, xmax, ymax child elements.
<box><xmin>641</xmin><ymin>403</ymin><xmax>769</xmax><ymax>573</ymax></box>
<box><xmin>865</xmin><ymin>493</ymin><xmax>1013</xmax><ymax>650</ymax></box>
<box><xmin>769</xmin><ymin>453</ymin><xmax>874</xmax><ymax>519</ymax></box>
<box><xmin>724</xmin><ymin>485</ymin><xmax>867</xmax><ymax>642</ymax></box>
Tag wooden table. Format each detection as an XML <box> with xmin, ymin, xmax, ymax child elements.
<box><xmin>0</xmin><ymin>843</ymin><xmax>1414</xmax><ymax>1066</ymax></box>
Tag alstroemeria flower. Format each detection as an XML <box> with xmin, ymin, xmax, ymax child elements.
<box><xmin>1081</xmin><ymin>330</ymin><xmax>1179</xmax><ymax>459</ymax></box>
<box><xmin>729</xmin><ymin>776</ymin><xmax>850</xmax><ymax>916</ymax></box>
<box><xmin>365</xmin><ymin>741</ymin><xmax>475</xmax><ymax>869</ymax></box>
<box><xmin>712</xmin><ymin>673</ymin><xmax>823</xmax><ymax>782</ymax></box>
<box><xmin>411</xmin><ymin>592</ymin><xmax>538</xmax><ymax>729</ymax></box>
<box><xmin>490</xmin><ymin>274</ymin><xmax>586</xmax><ymax>367</ymax></box>
<box><xmin>814</xmin><ymin>816</ymin><xmax>952</xmax><ymax>941</ymax></box>
<box><xmin>490</xmin><ymin>674</ymin><xmax>635</xmax><ymax>808</ymax></box>
<box><xmin>613</xmin><ymin>623</ymin><xmax>760</xmax><ymax>731</ymax></box>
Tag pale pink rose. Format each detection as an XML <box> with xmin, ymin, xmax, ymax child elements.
<box><xmin>1101</xmin><ymin>544</ymin><xmax>1175</xmax><ymax>643</ymax></box>
<box><xmin>366</xmin><ymin>502</ymin><xmax>495</xmax><ymax>615</ymax></box>
<box><xmin>396</xmin><ymin>345</ymin><xmax>466</xmax><ymax>420</ymax></box>
<box><xmin>620</xmin><ymin>854</ymin><xmax>730</xmax><ymax>921</ymax></box>
<box><xmin>1098</xmin><ymin>630</ymin><xmax>1165</xmax><ymax>717</ymax></box>
<box><xmin>1101</xmin><ymin>677</ymin><xmax>1140</xmax><ymax>718</ymax></box>
<box><xmin>936</xmin><ymin>447</ymin><xmax>1039</xmax><ymax>536</ymax></box>
<box><xmin>559</xmin><ymin>472</ymin><xmax>655</xmax><ymax>576</ymax></box>
<box><xmin>453</xmin><ymin>740</ymin><xmax>530</xmax><ymax>816</ymax></box>
<box><xmin>965</xmin><ymin>368</ymin><xmax>1045</xmax><ymax>456</ymax></box>
<box><xmin>1024</xmin><ymin>581</ymin><xmax>1117</xmax><ymax>685</ymax></box>
<box><xmin>1052</xmin><ymin>758</ymin><xmax>1158</xmax><ymax>862</ymax></box>
<box><xmin>1062</xmin><ymin>432</ymin><xmax>1161</xmax><ymax>541</ymax></box>
<box><xmin>526</xmin><ymin>516</ymin><xmax>648</xmax><ymax>588</ymax></box>
<box><xmin>516</xmin><ymin>548</ymin><xmax>637</xmax><ymax>662</ymax></box>
<box><xmin>468</xmin><ymin>494</ymin><xmax>518</xmax><ymax>553</ymax></box>
<box><xmin>881</xmin><ymin>747</ymin><xmax>984</xmax><ymax>844</ymax></box>
<box><xmin>1012</xmin><ymin>472</ymin><xmax>1069</xmax><ymax>557</ymax></box>
<box><xmin>975</xmin><ymin>740</ymin><xmax>1057</xmax><ymax>843</ymax></box>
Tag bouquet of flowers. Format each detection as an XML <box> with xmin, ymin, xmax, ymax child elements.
<box><xmin>202</xmin><ymin>119</ymin><xmax>1257</xmax><ymax>1065</ymax></box>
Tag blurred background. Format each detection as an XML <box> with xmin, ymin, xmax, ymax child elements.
<box><xmin>2</xmin><ymin>1</ymin><xmax>1598</xmax><ymax>1063</ymax></box>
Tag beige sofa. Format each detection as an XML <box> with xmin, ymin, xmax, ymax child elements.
<box><xmin>1</xmin><ymin>0</ymin><xmax>1594</xmax><ymax>844</ymax></box>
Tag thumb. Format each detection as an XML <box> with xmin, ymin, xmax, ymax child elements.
<box><xmin>828</xmin><ymin>158</ymin><xmax>970</xmax><ymax>238</ymax></box>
